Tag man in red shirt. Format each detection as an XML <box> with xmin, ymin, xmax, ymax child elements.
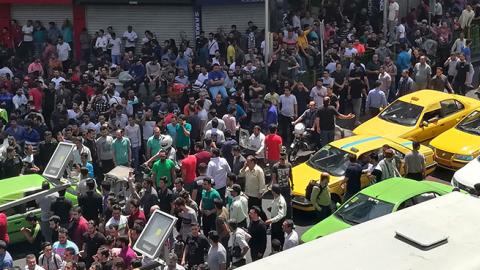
<box><xmin>69</xmin><ymin>207</ymin><xmax>88</xmax><ymax>248</ymax></box>
<box><xmin>28</xmin><ymin>81</ymin><xmax>43</xmax><ymax>112</ymax></box>
<box><xmin>0</xmin><ymin>212</ymin><xmax>9</xmax><ymax>244</ymax></box>
<box><xmin>265</xmin><ymin>124</ymin><xmax>283</xmax><ymax>166</ymax></box>
<box><xmin>181</xmin><ymin>148</ymin><xmax>197</xmax><ymax>191</ymax></box>
<box><xmin>127</xmin><ymin>199</ymin><xmax>146</xmax><ymax>228</ymax></box>
<box><xmin>194</xmin><ymin>141</ymin><xmax>211</xmax><ymax>173</ymax></box>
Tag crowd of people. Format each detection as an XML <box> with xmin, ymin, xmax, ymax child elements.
<box><xmin>0</xmin><ymin>0</ymin><xmax>478</xmax><ymax>269</ymax></box>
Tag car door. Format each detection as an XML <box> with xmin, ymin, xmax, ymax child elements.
<box><xmin>437</xmin><ymin>99</ymin><xmax>465</xmax><ymax>133</ymax></box>
<box><xmin>396</xmin><ymin>192</ymin><xmax>440</xmax><ymax>211</ymax></box>
<box><xmin>6</xmin><ymin>189</ymin><xmax>42</xmax><ymax>244</ymax></box>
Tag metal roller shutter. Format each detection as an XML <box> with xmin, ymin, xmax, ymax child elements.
<box><xmin>86</xmin><ymin>5</ymin><xmax>194</xmax><ymax>49</ymax></box>
<box><xmin>11</xmin><ymin>5</ymin><xmax>73</xmax><ymax>28</ymax></box>
<box><xmin>202</xmin><ymin>4</ymin><xmax>265</xmax><ymax>34</ymax></box>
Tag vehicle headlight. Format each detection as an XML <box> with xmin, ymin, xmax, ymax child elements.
<box><xmin>453</xmin><ymin>154</ymin><xmax>474</xmax><ymax>161</ymax></box>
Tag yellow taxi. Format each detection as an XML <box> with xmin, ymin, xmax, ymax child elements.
<box><xmin>353</xmin><ymin>90</ymin><xmax>480</xmax><ymax>143</ymax></box>
<box><xmin>429</xmin><ymin>108</ymin><xmax>480</xmax><ymax>170</ymax></box>
<box><xmin>291</xmin><ymin>135</ymin><xmax>437</xmax><ymax>212</ymax></box>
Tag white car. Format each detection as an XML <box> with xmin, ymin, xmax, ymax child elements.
<box><xmin>452</xmin><ymin>156</ymin><xmax>480</xmax><ymax>194</ymax></box>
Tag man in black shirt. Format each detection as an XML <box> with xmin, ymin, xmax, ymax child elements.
<box><xmin>349</xmin><ymin>59</ymin><xmax>368</xmax><ymax>124</ymax></box>
<box><xmin>271</xmin><ymin>153</ymin><xmax>294</xmax><ymax>219</ymax></box>
<box><xmin>453</xmin><ymin>54</ymin><xmax>469</xmax><ymax>95</ymax></box>
<box><xmin>342</xmin><ymin>154</ymin><xmax>363</xmax><ymax>202</ymax></box>
<box><xmin>182</xmin><ymin>223</ymin><xmax>210</xmax><ymax>268</ymax></box>
<box><xmin>247</xmin><ymin>206</ymin><xmax>267</xmax><ymax>262</ymax></box>
<box><xmin>50</xmin><ymin>189</ymin><xmax>73</xmax><ymax>228</ymax></box>
<box><xmin>78</xmin><ymin>179</ymin><xmax>103</xmax><ymax>223</ymax></box>
<box><xmin>157</xmin><ymin>176</ymin><xmax>174</xmax><ymax>214</ymax></box>
<box><xmin>37</xmin><ymin>131</ymin><xmax>58</xmax><ymax>171</ymax></box>
<box><xmin>1</xmin><ymin>146</ymin><xmax>23</xmax><ymax>178</ymax></box>
<box><xmin>82</xmin><ymin>220</ymin><xmax>106</xmax><ymax>268</ymax></box>
<box><xmin>315</xmin><ymin>97</ymin><xmax>354</xmax><ymax>147</ymax></box>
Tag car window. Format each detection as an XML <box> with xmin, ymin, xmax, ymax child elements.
<box><xmin>412</xmin><ymin>192</ymin><xmax>439</xmax><ymax>204</ymax></box>
<box><xmin>397</xmin><ymin>198</ymin><xmax>415</xmax><ymax>210</ymax></box>
<box><xmin>455</xmin><ymin>100</ymin><xmax>465</xmax><ymax>110</ymax></box>
<box><xmin>422</xmin><ymin>109</ymin><xmax>442</xmax><ymax>122</ymax></box>
<box><xmin>440</xmin><ymin>99</ymin><xmax>462</xmax><ymax>117</ymax></box>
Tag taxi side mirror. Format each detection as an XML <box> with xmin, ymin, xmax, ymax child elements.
<box><xmin>420</xmin><ymin>121</ymin><xmax>429</xmax><ymax>128</ymax></box>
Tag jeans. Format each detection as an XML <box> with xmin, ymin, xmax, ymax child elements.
<box><xmin>352</xmin><ymin>98</ymin><xmax>362</xmax><ymax>123</ymax></box>
<box><xmin>131</xmin><ymin>146</ymin><xmax>140</xmax><ymax>171</ymax></box>
<box><xmin>34</xmin><ymin>42</ymin><xmax>44</xmax><ymax>58</ymax></box>
<box><xmin>111</xmin><ymin>54</ymin><xmax>121</xmax><ymax>65</ymax></box>
<box><xmin>209</xmin><ymin>85</ymin><xmax>228</xmax><ymax>99</ymax></box>
<box><xmin>320</xmin><ymin>130</ymin><xmax>335</xmax><ymax>147</ymax></box>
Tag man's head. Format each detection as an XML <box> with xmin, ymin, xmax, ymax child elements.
<box><xmin>49</xmin><ymin>215</ymin><xmax>60</xmax><ymax>229</ymax></box>
<box><xmin>202</xmin><ymin>177</ymin><xmax>214</xmax><ymax>190</ymax></box>
<box><xmin>282</xmin><ymin>219</ymin><xmax>294</xmax><ymax>233</ymax></box>
<box><xmin>112</xmin><ymin>204</ymin><xmax>122</xmax><ymax>220</ymax></box>
<box><xmin>26</xmin><ymin>254</ymin><xmax>37</xmax><ymax>270</ymax></box>
<box><xmin>57</xmin><ymin>227</ymin><xmax>69</xmax><ymax>244</ymax></box>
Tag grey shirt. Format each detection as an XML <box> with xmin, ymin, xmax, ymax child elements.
<box><xmin>404</xmin><ymin>151</ymin><xmax>426</xmax><ymax>174</ymax></box>
<box><xmin>96</xmin><ymin>135</ymin><xmax>114</xmax><ymax>161</ymax></box>
<box><xmin>207</xmin><ymin>243</ymin><xmax>227</xmax><ymax>270</ymax></box>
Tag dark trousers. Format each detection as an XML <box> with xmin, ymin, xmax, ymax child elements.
<box><xmin>280</xmin><ymin>186</ymin><xmax>292</xmax><ymax>219</ymax></box>
<box><xmin>369</xmin><ymin>107</ymin><xmax>380</xmax><ymax>117</ymax></box>
<box><xmin>271</xmin><ymin>218</ymin><xmax>285</xmax><ymax>247</ymax></box>
<box><xmin>202</xmin><ymin>212</ymin><xmax>216</xmax><ymax>236</ymax></box>
<box><xmin>216</xmin><ymin>186</ymin><xmax>226</xmax><ymax>203</ymax></box>
<box><xmin>316</xmin><ymin>204</ymin><xmax>332</xmax><ymax>221</ymax></box>
<box><xmin>405</xmin><ymin>172</ymin><xmax>423</xmax><ymax>181</ymax></box>
<box><xmin>231</xmin><ymin>258</ymin><xmax>246</xmax><ymax>268</ymax></box>
<box><xmin>248</xmin><ymin>196</ymin><xmax>267</xmax><ymax>221</ymax></box>
<box><xmin>250</xmin><ymin>247</ymin><xmax>264</xmax><ymax>262</ymax></box>
<box><xmin>453</xmin><ymin>82</ymin><xmax>466</xmax><ymax>95</ymax></box>
<box><xmin>278</xmin><ymin>114</ymin><xmax>293</xmax><ymax>146</ymax></box>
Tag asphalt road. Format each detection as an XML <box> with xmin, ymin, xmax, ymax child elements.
<box><xmin>11</xmin><ymin>89</ymin><xmax>474</xmax><ymax>265</ymax></box>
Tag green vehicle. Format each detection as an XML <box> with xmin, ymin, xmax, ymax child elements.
<box><xmin>301</xmin><ymin>177</ymin><xmax>454</xmax><ymax>243</ymax></box>
<box><xmin>1</xmin><ymin>174</ymin><xmax>78</xmax><ymax>244</ymax></box>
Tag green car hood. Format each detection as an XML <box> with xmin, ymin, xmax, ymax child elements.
<box><xmin>301</xmin><ymin>215</ymin><xmax>351</xmax><ymax>243</ymax></box>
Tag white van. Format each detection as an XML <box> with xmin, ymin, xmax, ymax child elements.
<box><xmin>452</xmin><ymin>156</ymin><xmax>480</xmax><ymax>194</ymax></box>
<box><xmin>239</xmin><ymin>192</ymin><xmax>480</xmax><ymax>270</ymax></box>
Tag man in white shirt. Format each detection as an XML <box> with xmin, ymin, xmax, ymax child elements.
<box><xmin>123</xmin><ymin>25</ymin><xmax>138</xmax><ymax>53</ymax></box>
<box><xmin>396</xmin><ymin>19</ymin><xmax>406</xmax><ymax>44</ymax></box>
<box><xmin>282</xmin><ymin>219</ymin><xmax>298</xmax><ymax>250</ymax></box>
<box><xmin>207</xmin><ymin>148</ymin><xmax>231</xmax><ymax>199</ymax></box>
<box><xmin>204</xmin><ymin>118</ymin><xmax>226</xmax><ymax>144</ymax></box>
<box><xmin>229</xmin><ymin>184</ymin><xmax>249</xmax><ymax>228</ymax></box>
<box><xmin>124</xmin><ymin>115</ymin><xmax>141</xmax><ymax>171</ymax></box>
<box><xmin>22</xmin><ymin>20</ymin><xmax>34</xmax><ymax>59</ymax></box>
<box><xmin>279</xmin><ymin>88</ymin><xmax>298</xmax><ymax>145</ymax></box>
<box><xmin>109</xmin><ymin>32</ymin><xmax>122</xmax><ymax>65</ymax></box>
<box><xmin>248</xmin><ymin>126</ymin><xmax>265</xmax><ymax>160</ymax></box>
<box><xmin>95</xmin><ymin>29</ymin><xmax>109</xmax><ymax>53</ymax></box>
<box><xmin>51</xmin><ymin>70</ymin><xmax>66</xmax><ymax>90</ymax></box>
<box><xmin>310</xmin><ymin>79</ymin><xmax>328</xmax><ymax>109</ymax></box>
<box><xmin>56</xmin><ymin>37</ymin><xmax>71</xmax><ymax>70</ymax></box>
<box><xmin>388</xmin><ymin>0</ymin><xmax>400</xmax><ymax>42</ymax></box>
<box><xmin>196</xmin><ymin>66</ymin><xmax>209</xmax><ymax>85</ymax></box>
<box><xmin>344</xmin><ymin>42</ymin><xmax>358</xmax><ymax>58</ymax></box>
<box><xmin>208</xmin><ymin>33</ymin><xmax>219</xmax><ymax>59</ymax></box>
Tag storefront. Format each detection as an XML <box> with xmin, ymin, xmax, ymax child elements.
<box><xmin>199</xmin><ymin>0</ymin><xmax>265</xmax><ymax>35</ymax></box>
<box><xmin>77</xmin><ymin>0</ymin><xmax>195</xmax><ymax>51</ymax></box>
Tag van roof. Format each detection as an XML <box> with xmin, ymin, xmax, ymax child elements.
<box><xmin>240</xmin><ymin>192</ymin><xmax>480</xmax><ymax>270</ymax></box>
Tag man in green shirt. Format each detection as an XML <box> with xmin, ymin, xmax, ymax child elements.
<box><xmin>147</xmin><ymin>126</ymin><xmax>162</xmax><ymax>159</ymax></box>
<box><xmin>151</xmin><ymin>149</ymin><xmax>176</xmax><ymax>188</ymax></box>
<box><xmin>175</xmin><ymin>114</ymin><xmax>191</xmax><ymax>150</ymax></box>
<box><xmin>112</xmin><ymin>129</ymin><xmax>131</xmax><ymax>167</ymax></box>
<box><xmin>200</xmin><ymin>177</ymin><xmax>221</xmax><ymax>235</ymax></box>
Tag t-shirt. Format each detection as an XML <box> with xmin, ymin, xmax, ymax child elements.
<box><xmin>181</xmin><ymin>155</ymin><xmax>197</xmax><ymax>184</ymax></box>
<box><xmin>279</xmin><ymin>94</ymin><xmax>297</xmax><ymax>117</ymax></box>
<box><xmin>265</xmin><ymin>134</ymin><xmax>282</xmax><ymax>161</ymax></box>
<box><xmin>208</xmin><ymin>71</ymin><xmax>225</xmax><ymax>83</ymax></box>
<box><xmin>22</xmin><ymin>25</ymin><xmax>34</xmax><ymax>42</ymax></box>
<box><xmin>52</xmin><ymin>240</ymin><xmax>79</xmax><ymax>258</ymax></box>
<box><xmin>57</xmin><ymin>43</ymin><xmax>71</xmax><ymax>62</ymax></box>
<box><xmin>388</xmin><ymin>1</ymin><xmax>399</xmax><ymax>21</ymax></box>
<box><xmin>316</xmin><ymin>106</ymin><xmax>340</xmax><ymax>131</ymax></box>
<box><xmin>152</xmin><ymin>159</ymin><xmax>176</xmax><ymax>187</ymax></box>
<box><xmin>345</xmin><ymin>163</ymin><xmax>363</xmax><ymax>194</ymax></box>
<box><xmin>207</xmin><ymin>244</ymin><xmax>227</xmax><ymax>270</ymax></box>
<box><xmin>272</xmin><ymin>163</ymin><xmax>292</xmax><ymax>188</ymax></box>
<box><xmin>185</xmin><ymin>234</ymin><xmax>210</xmax><ymax>265</ymax></box>
<box><xmin>113</xmin><ymin>137</ymin><xmax>131</xmax><ymax>165</ymax></box>
<box><xmin>201</xmin><ymin>189</ymin><xmax>221</xmax><ymax>210</ymax></box>
<box><xmin>109</xmin><ymin>37</ymin><xmax>122</xmax><ymax>55</ymax></box>
<box><xmin>176</xmin><ymin>123</ymin><xmax>192</xmax><ymax>148</ymax></box>
<box><xmin>123</xmin><ymin>31</ymin><xmax>138</xmax><ymax>47</ymax></box>
<box><xmin>147</xmin><ymin>135</ymin><xmax>162</xmax><ymax>157</ymax></box>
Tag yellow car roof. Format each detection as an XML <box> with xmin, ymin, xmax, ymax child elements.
<box><xmin>330</xmin><ymin>135</ymin><xmax>412</xmax><ymax>154</ymax></box>
<box><xmin>398</xmin><ymin>89</ymin><xmax>479</xmax><ymax>108</ymax></box>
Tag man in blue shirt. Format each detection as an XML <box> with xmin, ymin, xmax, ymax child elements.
<box><xmin>175</xmin><ymin>51</ymin><xmax>189</xmax><ymax>76</ymax></box>
<box><xmin>366</xmin><ymin>81</ymin><xmax>388</xmax><ymax>117</ymax></box>
<box><xmin>208</xmin><ymin>64</ymin><xmax>228</xmax><ymax>99</ymax></box>
<box><xmin>265</xmin><ymin>99</ymin><xmax>278</xmax><ymax>130</ymax></box>
<box><xmin>0</xmin><ymin>240</ymin><xmax>13</xmax><ymax>270</ymax></box>
<box><xmin>396</xmin><ymin>44</ymin><xmax>411</xmax><ymax>73</ymax></box>
<box><xmin>227</xmin><ymin>97</ymin><xmax>247</xmax><ymax>121</ymax></box>
<box><xmin>5</xmin><ymin>117</ymin><xmax>26</xmax><ymax>145</ymax></box>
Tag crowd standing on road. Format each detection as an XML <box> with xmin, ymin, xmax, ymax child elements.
<box><xmin>0</xmin><ymin>0</ymin><xmax>478</xmax><ymax>269</ymax></box>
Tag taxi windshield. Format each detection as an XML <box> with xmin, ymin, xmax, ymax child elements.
<box><xmin>307</xmin><ymin>145</ymin><xmax>349</xmax><ymax>176</ymax></box>
<box><xmin>379</xmin><ymin>100</ymin><xmax>423</xmax><ymax>126</ymax></box>
<box><xmin>457</xmin><ymin>110</ymin><xmax>480</xmax><ymax>136</ymax></box>
<box><xmin>335</xmin><ymin>193</ymin><xmax>394</xmax><ymax>225</ymax></box>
